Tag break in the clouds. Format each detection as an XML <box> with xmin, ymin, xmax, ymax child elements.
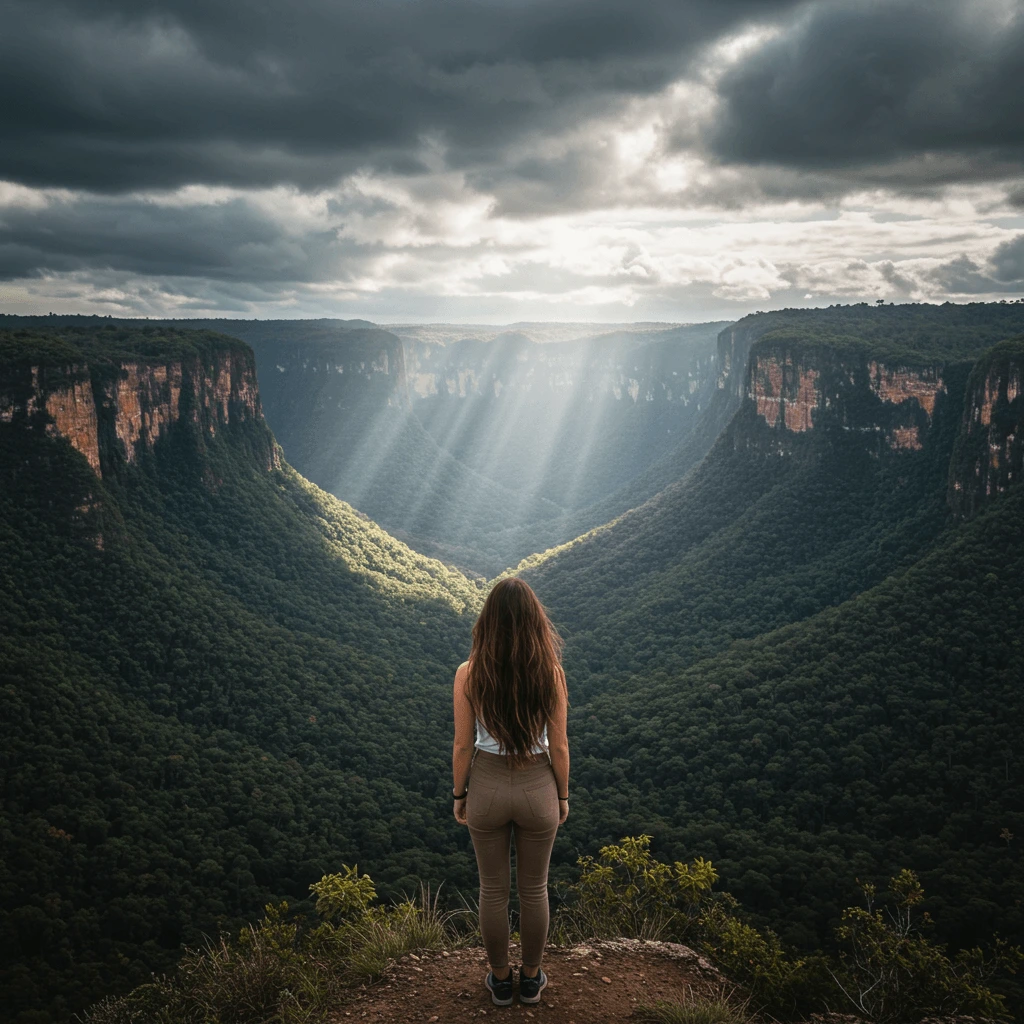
<box><xmin>1</xmin><ymin>0</ymin><xmax>1023</xmax><ymax>319</ymax></box>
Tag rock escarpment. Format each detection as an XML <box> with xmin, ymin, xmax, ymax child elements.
<box><xmin>948</xmin><ymin>338</ymin><xmax>1024</xmax><ymax>516</ymax></box>
<box><xmin>736</xmin><ymin>329</ymin><xmax>1024</xmax><ymax>517</ymax></box>
<box><xmin>740</xmin><ymin>339</ymin><xmax>947</xmax><ymax>456</ymax></box>
<box><xmin>401</xmin><ymin>327</ymin><xmax>719</xmax><ymax>407</ymax></box>
<box><xmin>0</xmin><ymin>340</ymin><xmax>279</xmax><ymax>478</ymax></box>
<box><xmin>238</xmin><ymin>327</ymin><xmax>410</xmax><ymax>478</ymax></box>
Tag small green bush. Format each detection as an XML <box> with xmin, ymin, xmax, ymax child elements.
<box><xmin>553</xmin><ymin>834</ymin><xmax>718</xmax><ymax>942</ymax></box>
<box><xmin>308</xmin><ymin>865</ymin><xmax>377</xmax><ymax>924</ymax></box>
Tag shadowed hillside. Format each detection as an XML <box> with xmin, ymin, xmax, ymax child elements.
<box><xmin>0</xmin><ymin>325</ymin><xmax>483</xmax><ymax>1021</ymax></box>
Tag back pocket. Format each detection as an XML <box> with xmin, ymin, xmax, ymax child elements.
<box><xmin>523</xmin><ymin>781</ymin><xmax>556</xmax><ymax>822</ymax></box>
<box><xmin>467</xmin><ymin>783</ymin><xmax>499</xmax><ymax>823</ymax></box>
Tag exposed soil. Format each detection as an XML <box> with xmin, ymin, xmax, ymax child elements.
<box><xmin>327</xmin><ymin>939</ymin><xmax>727</xmax><ymax>1024</ymax></box>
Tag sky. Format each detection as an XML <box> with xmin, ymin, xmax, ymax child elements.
<box><xmin>2</xmin><ymin>0</ymin><xmax>1023</xmax><ymax>323</ymax></box>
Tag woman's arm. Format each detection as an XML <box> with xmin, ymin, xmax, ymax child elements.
<box><xmin>549</xmin><ymin>668</ymin><xmax>570</xmax><ymax>821</ymax></box>
<box><xmin>452</xmin><ymin>661</ymin><xmax>475</xmax><ymax>824</ymax></box>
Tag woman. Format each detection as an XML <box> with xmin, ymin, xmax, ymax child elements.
<box><xmin>452</xmin><ymin>577</ymin><xmax>570</xmax><ymax>1007</ymax></box>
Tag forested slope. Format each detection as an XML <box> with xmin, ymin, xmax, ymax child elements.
<box><xmin>569</xmin><ymin>479</ymin><xmax>1024</xmax><ymax>955</ymax></box>
<box><xmin>517</xmin><ymin>312</ymin><xmax>1024</xmax><ymax>962</ymax></box>
<box><xmin>0</xmin><ymin>326</ymin><xmax>483</xmax><ymax>1021</ymax></box>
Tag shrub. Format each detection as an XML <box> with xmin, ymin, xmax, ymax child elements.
<box><xmin>553</xmin><ymin>834</ymin><xmax>718</xmax><ymax>942</ymax></box>
<box><xmin>78</xmin><ymin>868</ymin><xmax>465</xmax><ymax>1024</ymax></box>
<box><xmin>830</xmin><ymin>869</ymin><xmax>1022</xmax><ymax>1022</ymax></box>
<box><xmin>699</xmin><ymin>894</ymin><xmax>837</xmax><ymax>1018</ymax></box>
<box><xmin>308</xmin><ymin>864</ymin><xmax>377</xmax><ymax>924</ymax></box>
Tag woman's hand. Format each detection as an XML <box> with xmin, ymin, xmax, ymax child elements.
<box><xmin>454</xmin><ymin>797</ymin><xmax>468</xmax><ymax>825</ymax></box>
<box><xmin>558</xmin><ymin>800</ymin><xmax>569</xmax><ymax>825</ymax></box>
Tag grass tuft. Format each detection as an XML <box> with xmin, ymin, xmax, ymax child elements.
<box><xmin>343</xmin><ymin>882</ymin><xmax>469</xmax><ymax>981</ymax></box>
<box><xmin>634</xmin><ymin>985</ymin><xmax>751</xmax><ymax>1024</ymax></box>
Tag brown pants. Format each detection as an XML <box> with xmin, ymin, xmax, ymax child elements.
<box><xmin>466</xmin><ymin>749</ymin><xmax>560</xmax><ymax>970</ymax></box>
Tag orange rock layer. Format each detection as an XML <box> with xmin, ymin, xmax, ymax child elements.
<box><xmin>958</xmin><ymin>362</ymin><xmax>1023</xmax><ymax>509</ymax></box>
<box><xmin>748</xmin><ymin>355</ymin><xmax>819</xmax><ymax>433</ymax></box>
<box><xmin>977</xmin><ymin>366</ymin><xmax>1022</xmax><ymax>427</ymax></box>
<box><xmin>114</xmin><ymin>363</ymin><xmax>184</xmax><ymax>462</ymax></box>
<box><xmin>868</xmin><ymin>361</ymin><xmax>942</xmax><ymax>417</ymax></box>
<box><xmin>1</xmin><ymin>352</ymin><xmax>271</xmax><ymax>477</ymax></box>
<box><xmin>44</xmin><ymin>375</ymin><xmax>101</xmax><ymax>473</ymax></box>
<box><xmin>748</xmin><ymin>354</ymin><xmax>943</xmax><ymax>451</ymax></box>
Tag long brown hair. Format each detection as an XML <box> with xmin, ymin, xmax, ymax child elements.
<box><xmin>466</xmin><ymin>578</ymin><xmax>567</xmax><ymax>768</ymax></box>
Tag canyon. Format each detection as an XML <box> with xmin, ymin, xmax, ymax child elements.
<box><xmin>3</xmin><ymin>306</ymin><xmax>1024</xmax><ymax>1024</ymax></box>
<box><xmin>199</xmin><ymin>318</ymin><xmax>728</xmax><ymax>572</ymax></box>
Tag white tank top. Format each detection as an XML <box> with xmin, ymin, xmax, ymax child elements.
<box><xmin>475</xmin><ymin>716</ymin><xmax>549</xmax><ymax>756</ymax></box>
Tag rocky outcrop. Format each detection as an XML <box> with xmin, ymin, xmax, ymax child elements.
<box><xmin>338</xmin><ymin>940</ymin><xmax>726</xmax><ymax>1023</ymax></box>
<box><xmin>948</xmin><ymin>340</ymin><xmax>1024</xmax><ymax>515</ymax></box>
<box><xmin>0</xmin><ymin>346</ymin><xmax>278</xmax><ymax>478</ymax></box>
<box><xmin>743</xmin><ymin>343</ymin><xmax>947</xmax><ymax>454</ymax></box>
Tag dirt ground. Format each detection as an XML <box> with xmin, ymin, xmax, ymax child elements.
<box><xmin>327</xmin><ymin>938</ymin><xmax>728</xmax><ymax>1024</ymax></box>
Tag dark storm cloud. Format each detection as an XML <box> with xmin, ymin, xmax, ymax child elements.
<box><xmin>0</xmin><ymin>194</ymin><xmax>359</xmax><ymax>282</ymax></box>
<box><xmin>0</xmin><ymin>0</ymin><xmax>796</xmax><ymax>192</ymax></box>
<box><xmin>922</xmin><ymin>244</ymin><xmax>1024</xmax><ymax>296</ymax></box>
<box><xmin>708</xmin><ymin>0</ymin><xmax>1024</xmax><ymax>185</ymax></box>
<box><xmin>990</xmin><ymin>234</ymin><xmax>1024</xmax><ymax>283</ymax></box>
<box><xmin>4</xmin><ymin>0</ymin><xmax>1023</xmax><ymax>317</ymax></box>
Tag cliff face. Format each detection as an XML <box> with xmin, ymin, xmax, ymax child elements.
<box><xmin>739</xmin><ymin>333</ymin><xmax>1024</xmax><ymax>515</ymax></box>
<box><xmin>717</xmin><ymin>318</ymin><xmax>777</xmax><ymax>399</ymax></box>
<box><xmin>0</xmin><ymin>347</ymin><xmax>278</xmax><ymax>478</ymax></box>
<box><xmin>740</xmin><ymin>342</ymin><xmax>947</xmax><ymax>455</ymax></box>
<box><xmin>237</xmin><ymin>322</ymin><xmax>725</xmax><ymax>549</ymax></box>
<box><xmin>251</xmin><ymin>328</ymin><xmax>409</xmax><ymax>413</ymax></box>
<box><xmin>402</xmin><ymin>329</ymin><xmax>717</xmax><ymax>408</ymax></box>
<box><xmin>948</xmin><ymin>341</ymin><xmax>1024</xmax><ymax>515</ymax></box>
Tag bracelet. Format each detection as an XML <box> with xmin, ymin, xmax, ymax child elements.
<box><xmin>453</xmin><ymin>789</ymin><xmax>468</xmax><ymax>800</ymax></box>
<box><xmin>558</xmin><ymin>796</ymin><xmax>569</xmax><ymax>802</ymax></box>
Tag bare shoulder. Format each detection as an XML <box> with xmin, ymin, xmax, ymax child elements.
<box><xmin>454</xmin><ymin>660</ymin><xmax>470</xmax><ymax>690</ymax></box>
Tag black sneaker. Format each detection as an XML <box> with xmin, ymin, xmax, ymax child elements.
<box><xmin>518</xmin><ymin>967</ymin><xmax>548</xmax><ymax>1004</ymax></box>
<box><xmin>485</xmin><ymin>969</ymin><xmax>514</xmax><ymax>1006</ymax></box>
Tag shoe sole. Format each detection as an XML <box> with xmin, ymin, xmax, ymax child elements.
<box><xmin>485</xmin><ymin>974</ymin><xmax>514</xmax><ymax>1006</ymax></box>
<box><xmin>519</xmin><ymin>973</ymin><xmax>548</xmax><ymax>1004</ymax></box>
